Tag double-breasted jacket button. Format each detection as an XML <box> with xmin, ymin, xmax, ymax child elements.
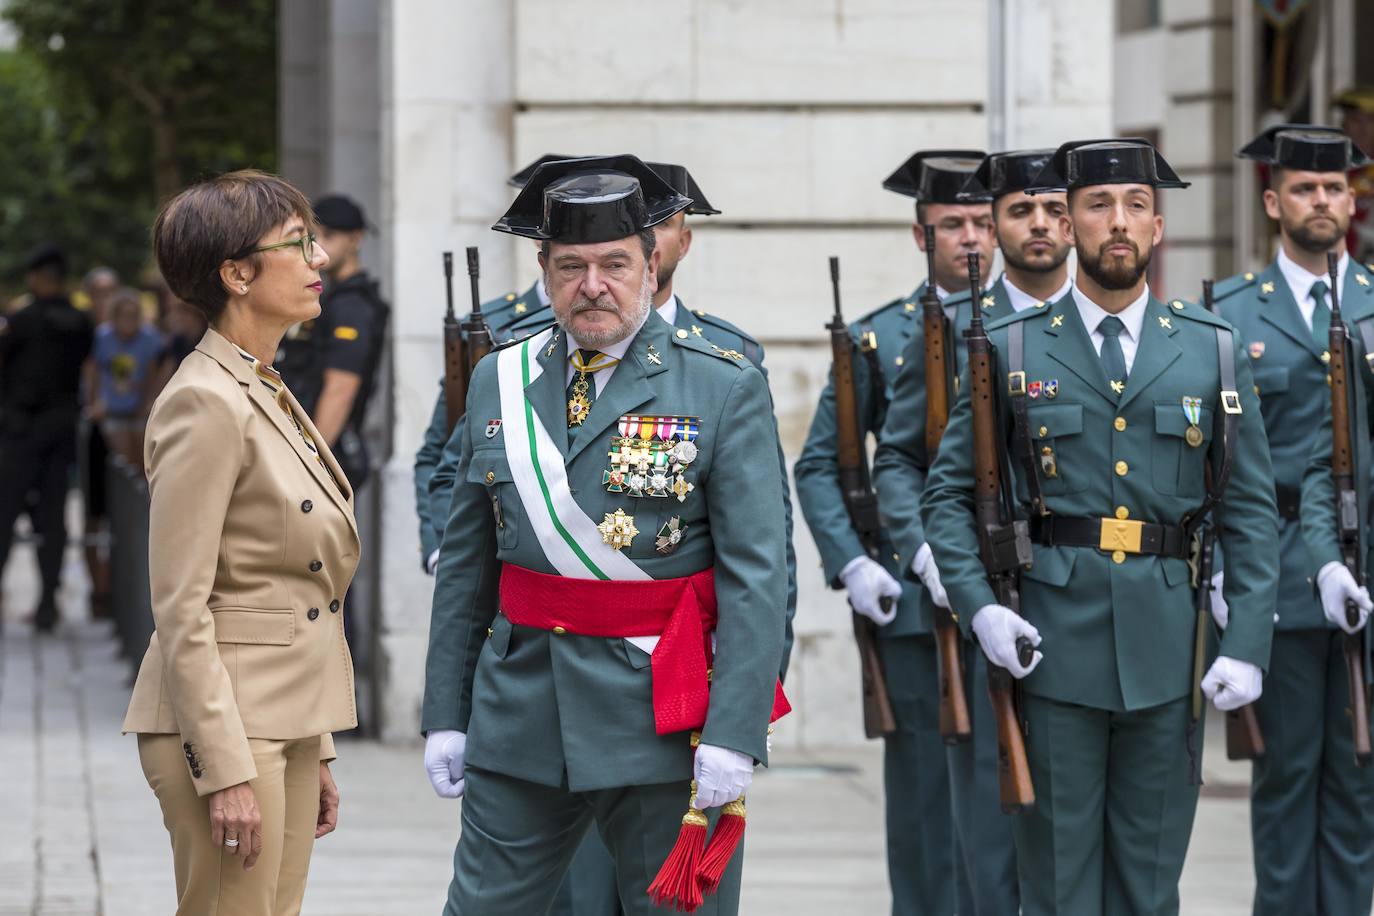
<box><xmin>309</xmin><ymin>560</ymin><xmax>323</xmax><ymax>572</ymax></box>
<box><xmin>301</xmin><ymin>499</ymin><xmax>314</xmax><ymax>513</ymax></box>
<box><xmin>329</xmin><ymin>599</ymin><xmax>340</xmax><ymax>613</ymax></box>
<box><xmin>307</xmin><ymin>607</ymin><xmax>320</xmax><ymax>621</ymax></box>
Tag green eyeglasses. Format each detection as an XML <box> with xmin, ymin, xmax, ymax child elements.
<box><xmin>247</xmin><ymin>233</ymin><xmax>319</xmax><ymax>263</ymax></box>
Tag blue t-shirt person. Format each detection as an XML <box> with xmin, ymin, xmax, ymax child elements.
<box><xmin>92</xmin><ymin>322</ymin><xmax>163</xmax><ymax>418</ymax></box>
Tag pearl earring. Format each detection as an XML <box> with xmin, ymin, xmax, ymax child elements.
<box><xmin>240</xmin><ymin>285</ymin><xmax>248</xmax><ymax>293</ymax></box>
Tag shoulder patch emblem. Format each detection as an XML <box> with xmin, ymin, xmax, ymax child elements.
<box><xmin>709</xmin><ymin>343</ymin><xmax>746</xmax><ymax>363</ymax></box>
<box><xmin>334</xmin><ymin>326</ymin><xmax>360</xmax><ymax>340</ymax></box>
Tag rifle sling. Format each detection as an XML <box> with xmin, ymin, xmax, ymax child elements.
<box><xmin>858</xmin><ymin>321</ymin><xmax>889</xmax><ymax>417</ymax></box>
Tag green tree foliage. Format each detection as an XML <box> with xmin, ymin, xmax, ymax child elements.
<box><xmin>1</xmin><ymin>0</ymin><xmax>277</xmax><ymax>287</ymax></box>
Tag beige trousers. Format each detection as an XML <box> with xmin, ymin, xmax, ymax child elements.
<box><xmin>139</xmin><ymin>733</ymin><xmax>321</xmax><ymax>916</ymax></box>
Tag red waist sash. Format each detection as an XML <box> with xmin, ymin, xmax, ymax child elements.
<box><xmin>498</xmin><ymin>564</ymin><xmax>790</xmax><ymax>736</ymax></box>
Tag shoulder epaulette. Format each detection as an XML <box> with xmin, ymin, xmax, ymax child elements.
<box><xmin>672</xmin><ymin>329</ymin><xmax>751</xmax><ymax>368</ymax></box>
<box><xmin>852</xmin><ymin>293</ymin><xmax>916</xmax><ymax>330</ymax></box>
<box><xmin>989</xmin><ymin>298</ymin><xmax>1052</xmax><ymax>328</ymax></box>
<box><xmin>1208</xmin><ymin>271</ymin><xmax>1259</xmax><ymax>303</ymax></box>
<box><xmin>1163</xmin><ymin>297</ymin><xmax>1232</xmax><ymax>329</ymax></box>
<box><xmin>690</xmin><ymin>308</ymin><xmax>761</xmax><ymax>347</ymax></box>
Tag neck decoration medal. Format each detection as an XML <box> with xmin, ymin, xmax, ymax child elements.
<box><xmin>568</xmin><ymin>350</ymin><xmax>620</xmax><ymax>426</ymax></box>
<box><xmin>1182</xmin><ymin>396</ymin><xmax>1204</xmax><ymax>447</ymax></box>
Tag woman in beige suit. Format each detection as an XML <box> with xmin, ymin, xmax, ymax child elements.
<box><xmin>123</xmin><ymin>170</ymin><xmax>359</xmax><ymax>915</ymax></box>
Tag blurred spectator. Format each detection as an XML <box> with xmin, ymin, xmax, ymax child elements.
<box><xmin>1337</xmin><ymin>86</ymin><xmax>1374</xmax><ymax>262</ymax></box>
<box><xmin>76</xmin><ymin>266</ymin><xmax>120</xmax><ymax>323</ymax></box>
<box><xmin>0</xmin><ymin>243</ymin><xmax>94</xmax><ymax>632</ymax></box>
<box><xmin>76</xmin><ymin>266</ymin><xmax>121</xmax><ymax>620</ymax></box>
<box><xmin>86</xmin><ymin>287</ymin><xmax>163</xmax><ymax>467</ymax></box>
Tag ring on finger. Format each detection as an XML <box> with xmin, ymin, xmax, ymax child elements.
<box><xmin>224</xmin><ymin>837</ymin><xmax>240</xmax><ymax>848</ymax></box>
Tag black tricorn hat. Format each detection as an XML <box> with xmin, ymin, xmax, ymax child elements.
<box><xmin>508</xmin><ymin>154</ymin><xmax>581</xmax><ymax>189</ymax></box>
<box><xmin>959</xmin><ymin>149</ymin><xmax>1057</xmax><ymax>201</ymax></box>
<box><xmin>492</xmin><ymin>154</ymin><xmax>692</xmax><ymax>243</ymax></box>
<box><xmin>1027</xmin><ymin>138</ymin><xmax>1190</xmax><ymax>194</ymax></box>
<box><xmin>1237</xmin><ymin>123</ymin><xmax>1370</xmax><ymax>171</ymax></box>
<box><xmin>883</xmin><ymin>150</ymin><xmax>990</xmax><ymax>203</ymax></box>
<box><xmin>647</xmin><ymin>162</ymin><xmax>721</xmax><ymax>216</ymax></box>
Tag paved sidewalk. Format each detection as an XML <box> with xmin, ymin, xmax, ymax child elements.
<box><xmin>0</xmin><ymin>545</ymin><xmax>1263</xmax><ymax>915</ymax></box>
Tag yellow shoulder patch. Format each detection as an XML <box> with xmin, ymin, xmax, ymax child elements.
<box><xmin>334</xmin><ymin>326</ymin><xmax>360</xmax><ymax>341</ymax></box>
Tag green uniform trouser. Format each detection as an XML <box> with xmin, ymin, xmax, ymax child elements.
<box><xmin>878</xmin><ymin>634</ymin><xmax>959</xmax><ymax>916</ymax></box>
<box><xmin>550</xmin><ymin>831</ymin><xmax>622</xmax><ymax>916</ymax></box>
<box><xmin>1250</xmin><ymin>628</ymin><xmax>1374</xmax><ymax>916</ymax></box>
<box><xmin>446</xmin><ymin>767</ymin><xmax>743</xmax><ymax>916</ymax></box>
<box><xmin>1015</xmin><ymin>694</ymin><xmax>1199</xmax><ymax>916</ymax></box>
<box><xmin>947</xmin><ymin>647</ymin><xmax>1020</xmax><ymax>915</ymax></box>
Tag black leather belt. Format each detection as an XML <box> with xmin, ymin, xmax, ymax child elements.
<box><xmin>1030</xmin><ymin>515</ymin><xmax>1189</xmax><ymax>559</ymax></box>
<box><xmin>1274</xmin><ymin>483</ymin><xmax>1301</xmax><ymax>521</ymax></box>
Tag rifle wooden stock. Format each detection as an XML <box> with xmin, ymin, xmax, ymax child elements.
<box><xmin>964</xmin><ymin>253</ymin><xmax>1034</xmax><ymax>813</ymax></box>
<box><xmin>1225</xmin><ymin>704</ymin><xmax>1267</xmax><ymax>760</ymax></box>
<box><xmin>920</xmin><ymin>226</ymin><xmax>971</xmax><ymax>745</ymax></box>
<box><xmin>828</xmin><ymin>256</ymin><xmax>897</xmax><ymax>739</ymax></box>
<box><xmin>1327</xmin><ymin>251</ymin><xmax>1373</xmax><ymax>767</ymax></box>
<box><xmin>442</xmin><ymin>252</ymin><xmax>468</xmax><ymax>436</ymax></box>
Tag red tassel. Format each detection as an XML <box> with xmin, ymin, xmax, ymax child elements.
<box><xmin>647</xmin><ymin>785</ymin><xmax>709</xmax><ymax>912</ymax></box>
<box><xmin>696</xmin><ymin>797</ymin><xmax>746</xmax><ymax>897</ymax></box>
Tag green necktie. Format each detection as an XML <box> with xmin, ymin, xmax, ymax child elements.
<box><xmin>1311</xmin><ymin>279</ymin><xmax>1331</xmax><ymax>349</ymax></box>
<box><xmin>1098</xmin><ymin>316</ymin><xmax>1127</xmax><ymax>399</ymax></box>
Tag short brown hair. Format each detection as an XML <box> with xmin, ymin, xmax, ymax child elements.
<box><xmin>152</xmin><ymin>169</ymin><xmax>314</xmax><ymax>324</ymax></box>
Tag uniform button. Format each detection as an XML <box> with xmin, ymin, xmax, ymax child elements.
<box><xmin>309</xmin><ymin>560</ymin><xmax>323</xmax><ymax>572</ymax></box>
<box><xmin>1114</xmin><ymin>460</ymin><xmax>1128</xmax><ymax>477</ymax></box>
<box><xmin>552</xmin><ymin>626</ymin><xmax>567</xmax><ymax>635</ymax></box>
<box><xmin>1114</xmin><ymin>417</ymin><xmax>1127</xmax><ymax>431</ymax></box>
<box><xmin>1115</xmin><ymin>506</ymin><xmax>1129</xmax><ymax>519</ymax></box>
<box><xmin>1112</xmin><ymin>550</ymin><xmax>1126</xmax><ymax>564</ymax></box>
<box><xmin>308</xmin><ymin>607</ymin><xmax>320</xmax><ymax>621</ymax></box>
<box><xmin>485</xmin><ymin>471</ymin><xmax>495</xmax><ymax>484</ymax></box>
<box><xmin>330</xmin><ymin>599</ymin><xmax>340</xmax><ymax>613</ymax></box>
<box><xmin>1038</xmin><ymin>425</ymin><xmax>1048</xmax><ymax>437</ymax></box>
<box><xmin>676</xmin><ymin>329</ymin><xmax>689</xmax><ymax>339</ymax></box>
<box><xmin>301</xmin><ymin>500</ymin><xmax>314</xmax><ymax>513</ymax></box>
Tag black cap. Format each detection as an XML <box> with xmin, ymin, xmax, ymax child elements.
<box><xmin>492</xmin><ymin>154</ymin><xmax>692</xmax><ymax>243</ymax></box>
<box><xmin>883</xmin><ymin>150</ymin><xmax>990</xmax><ymax>203</ymax></box>
<box><xmin>508</xmin><ymin>154</ymin><xmax>582</xmax><ymax>189</ymax></box>
<box><xmin>1237</xmin><ymin>123</ymin><xmax>1370</xmax><ymax>171</ymax></box>
<box><xmin>313</xmin><ymin>195</ymin><xmax>368</xmax><ymax>231</ymax></box>
<box><xmin>23</xmin><ymin>242</ymin><xmax>66</xmax><ymax>276</ymax></box>
<box><xmin>647</xmin><ymin>162</ymin><xmax>720</xmax><ymax>216</ymax></box>
<box><xmin>959</xmin><ymin>149</ymin><xmax>1057</xmax><ymax>201</ymax></box>
<box><xmin>1027</xmin><ymin>139</ymin><xmax>1190</xmax><ymax>194</ymax></box>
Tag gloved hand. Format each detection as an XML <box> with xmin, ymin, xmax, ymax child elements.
<box><xmin>838</xmin><ymin>556</ymin><xmax>901</xmax><ymax>626</ymax></box>
<box><xmin>1208</xmin><ymin>571</ymin><xmax>1227</xmax><ymax>630</ymax></box>
<box><xmin>971</xmin><ymin>604</ymin><xmax>1042</xmax><ymax>678</ymax></box>
<box><xmin>1200</xmin><ymin>656</ymin><xmax>1263</xmax><ymax>711</ymax></box>
<box><xmin>426</xmin><ymin>548</ymin><xmax>440</xmax><ymax>576</ymax></box>
<box><xmin>912</xmin><ymin>543</ymin><xmax>950</xmax><ymax>609</ymax></box>
<box><xmin>1318</xmin><ymin>561</ymin><xmax>1374</xmax><ymax>635</ymax></box>
<box><xmin>424</xmin><ymin>730</ymin><xmax>466</xmax><ymax>799</ymax></box>
<box><xmin>694</xmin><ymin>743</ymin><xmax>754</xmax><ymax>809</ymax></box>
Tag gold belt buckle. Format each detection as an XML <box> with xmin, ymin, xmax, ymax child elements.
<box><xmin>1099</xmin><ymin>518</ymin><xmax>1144</xmax><ymax>554</ymax></box>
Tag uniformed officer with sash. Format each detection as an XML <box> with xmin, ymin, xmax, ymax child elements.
<box><xmin>1216</xmin><ymin>124</ymin><xmax>1374</xmax><ymax>916</ymax></box>
<box><xmin>920</xmin><ymin>139</ymin><xmax>1279</xmax><ymax>914</ymax></box>
<box><xmin>794</xmin><ymin>150</ymin><xmax>995</xmax><ymax>915</ymax></box>
<box><xmin>422</xmin><ymin>154</ymin><xmax>788</xmax><ymax>916</ymax></box>
<box><xmin>871</xmin><ymin>147</ymin><xmax>1073</xmax><ymax>916</ymax></box>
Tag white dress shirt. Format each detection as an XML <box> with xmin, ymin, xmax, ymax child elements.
<box><xmin>1005</xmin><ymin>274</ymin><xmax>1074</xmax><ymax>314</ymax></box>
<box><xmin>1276</xmin><ymin>246</ymin><xmax>1348</xmax><ymax>330</ymax></box>
<box><xmin>657</xmin><ymin>293</ymin><xmax>679</xmax><ymax>327</ymax></box>
<box><xmin>1071</xmin><ymin>284</ymin><xmax>1151</xmax><ymax>374</ymax></box>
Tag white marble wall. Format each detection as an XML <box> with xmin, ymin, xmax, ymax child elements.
<box><xmin>373</xmin><ymin>0</ymin><xmax>1113</xmax><ymax>744</ymax></box>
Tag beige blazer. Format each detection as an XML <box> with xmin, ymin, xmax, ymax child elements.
<box><xmin>123</xmin><ymin>328</ymin><xmax>359</xmax><ymax>796</ymax></box>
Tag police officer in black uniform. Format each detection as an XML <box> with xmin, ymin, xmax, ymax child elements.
<box><xmin>278</xmin><ymin>194</ymin><xmax>389</xmax><ymax>490</ymax></box>
<box><xmin>0</xmin><ymin>244</ymin><xmax>94</xmax><ymax>631</ymax></box>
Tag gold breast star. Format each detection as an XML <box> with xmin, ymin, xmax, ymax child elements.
<box><xmin>1158</xmin><ymin>316</ymin><xmax>1172</xmax><ymax>329</ymax></box>
<box><xmin>1261</xmin><ymin>281</ymin><xmax>1275</xmax><ymax>294</ymax></box>
<box><xmin>1110</xmin><ymin>380</ymin><xmax>1125</xmax><ymax>394</ymax></box>
<box><xmin>597</xmin><ymin>508</ymin><xmax>638</xmax><ymax>550</ymax></box>
<box><xmin>1050</xmin><ymin>314</ymin><xmax>1064</xmax><ymax>328</ymax></box>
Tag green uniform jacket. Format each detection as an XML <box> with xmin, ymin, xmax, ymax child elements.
<box><xmin>421</xmin><ymin>311</ymin><xmax>787</xmax><ymax>791</ymax></box>
<box><xmin>870</xmin><ymin>279</ymin><xmax>1015</xmax><ymax>631</ymax></box>
<box><xmin>412</xmin><ymin>281</ymin><xmax>542</xmax><ymax>563</ymax></box>
<box><xmin>921</xmin><ymin>293</ymin><xmax>1279</xmax><ymax>711</ymax></box>
<box><xmin>425</xmin><ymin>296</ymin><xmax>801</xmax><ymax>678</ymax></box>
<box><xmin>1217</xmin><ymin>260</ymin><xmax>1374</xmax><ymax>630</ymax></box>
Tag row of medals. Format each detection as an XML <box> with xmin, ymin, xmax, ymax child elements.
<box><xmin>598</xmin><ymin>434</ymin><xmax>698</xmax><ymax>554</ymax></box>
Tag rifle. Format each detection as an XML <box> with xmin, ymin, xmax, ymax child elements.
<box><xmin>1194</xmin><ymin>279</ymin><xmax>1266</xmax><ymax>763</ymax></box>
<box><xmin>921</xmin><ymin>225</ymin><xmax>972</xmax><ymax>745</ymax></box>
<box><xmin>827</xmin><ymin>255</ymin><xmax>898</xmax><ymax>739</ymax></box>
<box><xmin>442</xmin><ymin>252</ymin><xmax>468</xmax><ymax>436</ymax></box>
<box><xmin>463</xmin><ymin>246</ymin><xmax>495</xmax><ymax>372</ymax></box>
<box><xmin>1326</xmin><ymin>250</ymin><xmax>1372</xmax><ymax>767</ymax></box>
<box><xmin>963</xmin><ymin>251</ymin><xmax>1035</xmax><ymax>813</ymax></box>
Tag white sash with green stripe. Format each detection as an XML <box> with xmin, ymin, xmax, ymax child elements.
<box><xmin>496</xmin><ymin>329</ymin><xmax>650</xmax><ymax>582</ymax></box>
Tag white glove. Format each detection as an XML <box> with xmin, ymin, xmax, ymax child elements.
<box><xmin>424</xmin><ymin>729</ymin><xmax>466</xmax><ymax>799</ymax></box>
<box><xmin>1318</xmin><ymin>561</ymin><xmax>1374</xmax><ymax>635</ymax></box>
<box><xmin>971</xmin><ymin>604</ymin><xmax>1042</xmax><ymax>678</ymax></box>
<box><xmin>912</xmin><ymin>543</ymin><xmax>950</xmax><ymax>609</ymax></box>
<box><xmin>426</xmin><ymin>548</ymin><xmax>440</xmax><ymax>576</ymax></box>
<box><xmin>1208</xmin><ymin>571</ymin><xmax>1228</xmax><ymax>630</ymax></box>
<box><xmin>839</xmin><ymin>556</ymin><xmax>901</xmax><ymax>625</ymax></box>
<box><xmin>1200</xmin><ymin>656</ymin><xmax>1263</xmax><ymax>711</ymax></box>
<box><xmin>693</xmin><ymin>743</ymin><xmax>754</xmax><ymax>809</ymax></box>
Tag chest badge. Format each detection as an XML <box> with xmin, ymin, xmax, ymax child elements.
<box><xmin>1027</xmin><ymin>381</ymin><xmax>1042</xmax><ymax>399</ymax></box>
<box><xmin>1044</xmin><ymin>379</ymin><xmax>1059</xmax><ymax>399</ymax></box>
<box><xmin>597</xmin><ymin>508</ymin><xmax>639</xmax><ymax>551</ymax></box>
<box><xmin>1248</xmin><ymin>341</ymin><xmax>1265</xmax><ymax>359</ymax></box>
<box><xmin>1182</xmin><ymin>397</ymin><xmax>1204</xmax><ymax>447</ymax></box>
<box><xmin>1050</xmin><ymin>314</ymin><xmax>1064</xmax><ymax>329</ymax></box>
<box><xmin>484</xmin><ymin>419</ymin><xmax>502</xmax><ymax>439</ymax></box>
<box><xmin>1261</xmin><ymin>281</ymin><xmax>1275</xmax><ymax>295</ymax></box>
<box><xmin>656</xmin><ymin>516</ymin><xmax>687</xmax><ymax>555</ymax></box>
